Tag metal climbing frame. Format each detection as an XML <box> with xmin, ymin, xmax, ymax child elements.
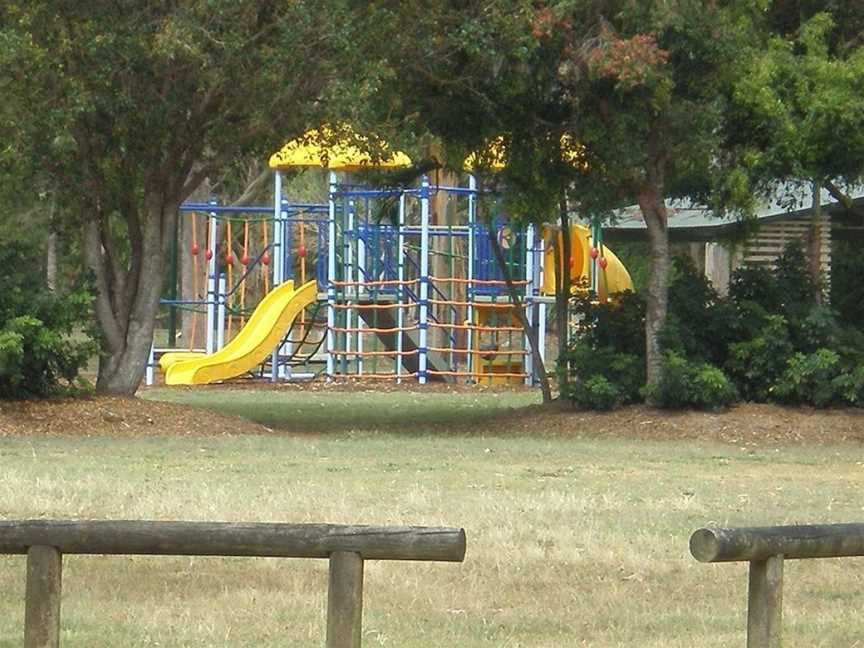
<box><xmin>324</xmin><ymin>174</ymin><xmax>547</xmax><ymax>386</ymax></box>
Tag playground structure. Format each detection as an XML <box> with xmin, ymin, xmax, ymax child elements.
<box><xmin>149</xmin><ymin>128</ymin><xmax>633</xmax><ymax>387</ymax></box>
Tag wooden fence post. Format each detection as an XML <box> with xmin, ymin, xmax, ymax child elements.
<box><xmin>24</xmin><ymin>545</ymin><xmax>62</xmax><ymax>648</ymax></box>
<box><xmin>747</xmin><ymin>554</ymin><xmax>783</xmax><ymax>648</ymax></box>
<box><xmin>326</xmin><ymin>551</ymin><xmax>364</xmax><ymax>648</ymax></box>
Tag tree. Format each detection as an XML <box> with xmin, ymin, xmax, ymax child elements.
<box><xmin>364</xmin><ymin>0</ymin><xmax>754</xmax><ymax>392</ymax></box>
<box><xmin>549</xmin><ymin>1</ymin><xmax>756</xmax><ymax>389</ymax></box>
<box><xmin>1</xmin><ymin>1</ymin><xmax>358</xmax><ymax>394</ymax></box>
<box><xmin>724</xmin><ymin>6</ymin><xmax>864</xmax><ymax>296</ymax></box>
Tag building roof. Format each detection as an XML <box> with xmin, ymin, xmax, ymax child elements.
<box><xmin>605</xmin><ymin>183</ymin><xmax>864</xmax><ymax>241</ymax></box>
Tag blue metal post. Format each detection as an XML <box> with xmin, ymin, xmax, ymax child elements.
<box><xmin>205</xmin><ymin>200</ymin><xmax>218</xmax><ymax>355</ymax></box>
<box><xmin>524</xmin><ymin>223</ymin><xmax>535</xmax><ymax>385</ymax></box>
<box><xmin>418</xmin><ymin>176</ymin><xmax>430</xmax><ymax>385</ymax></box>
<box><xmin>397</xmin><ymin>192</ymin><xmax>406</xmax><ymax>383</ymax></box>
<box><xmin>216</xmin><ymin>273</ymin><xmax>227</xmax><ymax>351</ymax></box>
<box><xmin>326</xmin><ymin>172</ymin><xmax>337</xmax><ymax>381</ymax></box>
<box><xmin>271</xmin><ymin>172</ymin><xmax>283</xmax><ymax>381</ymax></box>
<box><xmin>467</xmin><ymin>175</ymin><xmax>477</xmax><ymax>379</ymax></box>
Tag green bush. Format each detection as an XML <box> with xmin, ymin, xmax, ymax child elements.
<box><xmin>0</xmin><ymin>239</ymin><xmax>95</xmax><ymax>398</ymax></box>
<box><xmin>831</xmin><ymin>237</ymin><xmax>864</xmax><ymax>328</ymax></box>
<box><xmin>833</xmin><ymin>366</ymin><xmax>864</xmax><ymax>407</ymax></box>
<box><xmin>560</xmin><ymin>341</ymin><xmax>644</xmax><ymax>409</ymax></box>
<box><xmin>725</xmin><ymin>315</ymin><xmax>793</xmax><ymax>402</ymax></box>
<box><xmin>772</xmin><ymin>349</ymin><xmax>846</xmax><ymax>408</ymax></box>
<box><xmin>663</xmin><ymin>256</ymin><xmax>737</xmax><ymax>365</ymax></box>
<box><xmin>644</xmin><ymin>352</ymin><xmax>738</xmax><ymax>410</ymax></box>
<box><xmin>559</xmin><ymin>238</ymin><xmax>864</xmax><ymax>410</ymax></box>
<box><xmin>569</xmin><ymin>375</ymin><xmax>622</xmax><ymax>411</ymax></box>
<box><xmin>571</xmin><ymin>290</ymin><xmax>646</xmax><ymax>357</ymax></box>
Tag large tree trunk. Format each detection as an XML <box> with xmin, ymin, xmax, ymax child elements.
<box><xmin>637</xmin><ymin>182</ymin><xmax>669</xmax><ymax>391</ymax></box>
<box><xmin>45</xmin><ymin>196</ymin><xmax>58</xmax><ymax>291</ymax></box>
<box><xmin>554</xmin><ymin>196</ymin><xmax>573</xmax><ymax>395</ymax></box>
<box><xmin>85</xmin><ymin>197</ymin><xmax>179</xmax><ymax>395</ymax></box>
<box><xmin>45</xmin><ymin>233</ymin><xmax>58</xmax><ymax>292</ymax></box>
<box><xmin>808</xmin><ymin>180</ymin><xmax>824</xmax><ymax>304</ymax></box>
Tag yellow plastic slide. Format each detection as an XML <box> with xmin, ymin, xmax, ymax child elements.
<box><xmin>541</xmin><ymin>224</ymin><xmax>633</xmax><ymax>300</ymax></box>
<box><xmin>161</xmin><ymin>280</ymin><xmax>318</xmax><ymax>385</ymax></box>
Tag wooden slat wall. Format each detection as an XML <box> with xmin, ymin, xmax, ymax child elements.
<box><xmin>742</xmin><ymin>213</ymin><xmax>831</xmax><ymax>291</ymax></box>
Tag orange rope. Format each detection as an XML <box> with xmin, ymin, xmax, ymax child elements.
<box><xmin>226</xmin><ymin>221</ymin><xmax>233</xmax><ymax>340</ymax></box>
<box><xmin>428</xmin><ymin>322</ymin><xmax>523</xmax><ymax>333</ymax></box>
<box><xmin>429</xmin><ymin>276</ymin><xmax>530</xmax><ymax>286</ymax></box>
<box><xmin>330</xmin><ymin>325</ymin><xmax>418</xmax><ymax>334</ymax></box>
<box><xmin>299</xmin><ymin>221</ymin><xmax>306</xmax><ymax>326</ymax></box>
<box><xmin>331</xmin><ymin>349</ymin><xmax>417</xmax><ymax>357</ymax></box>
<box><xmin>241</xmin><ymin>221</ymin><xmax>249</xmax><ymax>327</ymax></box>
<box><xmin>331</xmin><ymin>373</ymin><xmax>418</xmax><ymax>380</ymax></box>
<box><xmin>333</xmin><ymin>302</ymin><xmax>413</xmax><ymax>310</ymax></box>
<box><xmin>427</xmin><ymin>370</ymin><xmax>528</xmax><ymax>378</ymax></box>
<box><xmin>331</xmin><ymin>279</ymin><xmax>419</xmax><ymax>287</ymax></box>
<box><xmin>262</xmin><ymin>222</ymin><xmax>270</xmax><ymax>294</ymax></box>
<box><xmin>299</xmin><ymin>221</ymin><xmax>306</xmax><ymax>285</ymax></box>
<box><xmin>428</xmin><ymin>346</ymin><xmax>529</xmax><ymax>356</ymax></box>
<box><xmin>190</xmin><ymin>213</ymin><xmax>199</xmax><ymax>351</ymax></box>
<box><xmin>430</xmin><ymin>298</ymin><xmax>522</xmax><ymax>309</ymax></box>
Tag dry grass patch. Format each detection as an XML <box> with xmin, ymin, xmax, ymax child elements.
<box><xmin>1</xmin><ymin>419</ymin><xmax>864</xmax><ymax>646</ymax></box>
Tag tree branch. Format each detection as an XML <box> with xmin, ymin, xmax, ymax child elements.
<box><xmin>84</xmin><ymin>219</ymin><xmax>125</xmax><ymax>353</ymax></box>
<box><xmin>824</xmin><ymin>179</ymin><xmax>864</xmax><ymax>221</ymax></box>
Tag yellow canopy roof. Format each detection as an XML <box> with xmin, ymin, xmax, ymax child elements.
<box><xmin>463</xmin><ymin>134</ymin><xmax>586</xmax><ymax>173</ymax></box>
<box><xmin>269</xmin><ymin>125</ymin><xmax>412</xmax><ymax>172</ymax></box>
<box><xmin>463</xmin><ymin>136</ymin><xmax>507</xmax><ymax>172</ymax></box>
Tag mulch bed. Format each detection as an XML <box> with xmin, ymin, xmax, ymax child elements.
<box><xmin>2</xmin><ymin>383</ymin><xmax>863</xmax><ymax>445</ymax></box>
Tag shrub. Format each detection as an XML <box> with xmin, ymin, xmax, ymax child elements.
<box><xmin>0</xmin><ymin>238</ymin><xmax>95</xmax><ymax>398</ymax></box>
<box><xmin>569</xmin><ymin>375</ymin><xmax>622</xmax><ymax>411</ymax></box>
<box><xmin>644</xmin><ymin>352</ymin><xmax>738</xmax><ymax>410</ymax></box>
<box><xmin>831</xmin><ymin>237</ymin><xmax>864</xmax><ymax>328</ymax></box>
<box><xmin>559</xmin><ymin>236</ymin><xmax>864</xmax><ymax>410</ymax></box>
<box><xmin>833</xmin><ymin>366</ymin><xmax>864</xmax><ymax>406</ymax></box>
<box><xmin>725</xmin><ymin>315</ymin><xmax>793</xmax><ymax>402</ymax></box>
<box><xmin>571</xmin><ymin>290</ymin><xmax>646</xmax><ymax>357</ymax></box>
<box><xmin>565</xmin><ymin>342</ymin><xmax>643</xmax><ymax>399</ymax></box>
<box><xmin>772</xmin><ymin>348</ymin><xmax>845</xmax><ymax>408</ymax></box>
<box><xmin>664</xmin><ymin>256</ymin><xmax>737</xmax><ymax>364</ymax></box>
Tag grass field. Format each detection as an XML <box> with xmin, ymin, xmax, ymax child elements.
<box><xmin>1</xmin><ymin>389</ymin><xmax>863</xmax><ymax>647</ymax></box>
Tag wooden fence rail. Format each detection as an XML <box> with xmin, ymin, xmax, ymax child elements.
<box><xmin>0</xmin><ymin>520</ymin><xmax>467</xmax><ymax>648</ymax></box>
<box><xmin>690</xmin><ymin>523</ymin><xmax>864</xmax><ymax>648</ymax></box>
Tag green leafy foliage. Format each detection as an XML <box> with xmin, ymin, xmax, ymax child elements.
<box><xmin>561</xmin><ymin>238</ymin><xmax>864</xmax><ymax>410</ymax></box>
<box><xmin>568</xmin><ymin>375</ymin><xmax>623</xmax><ymax>412</ymax></box>
<box><xmin>726</xmin><ymin>315</ymin><xmax>793</xmax><ymax>402</ymax></box>
<box><xmin>773</xmin><ymin>349</ymin><xmax>845</xmax><ymax>407</ymax></box>
<box><xmin>0</xmin><ymin>239</ymin><xmax>94</xmax><ymax>398</ymax></box>
<box><xmin>643</xmin><ymin>352</ymin><xmax>738</xmax><ymax>411</ymax></box>
<box><xmin>830</xmin><ymin>236</ymin><xmax>864</xmax><ymax>326</ymax></box>
<box><xmin>661</xmin><ymin>256</ymin><xmax>738</xmax><ymax>365</ymax></box>
<box><xmin>560</xmin><ymin>343</ymin><xmax>644</xmax><ymax>409</ymax></box>
<box><xmin>1</xmin><ymin>0</ymin><xmax>363</xmax><ymax>393</ymax></box>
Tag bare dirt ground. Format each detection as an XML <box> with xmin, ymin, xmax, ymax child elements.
<box><xmin>1</xmin><ymin>380</ymin><xmax>863</xmax><ymax>444</ymax></box>
<box><xmin>0</xmin><ymin>394</ymin><xmax>267</xmax><ymax>438</ymax></box>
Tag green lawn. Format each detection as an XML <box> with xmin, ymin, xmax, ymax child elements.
<box><xmin>144</xmin><ymin>387</ymin><xmax>541</xmax><ymax>433</ymax></box>
<box><xmin>1</xmin><ymin>390</ymin><xmax>862</xmax><ymax>646</ymax></box>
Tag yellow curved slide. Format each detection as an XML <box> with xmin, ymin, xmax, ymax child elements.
<box><xmin>162</xmin><ymin>280</ymin><xmax>318</xmax><ymax>385</ymax></box>
<box><xmin>541</xmin><ymin>224</ymin><xmax>633</xmax><ymax>300</ymax></box>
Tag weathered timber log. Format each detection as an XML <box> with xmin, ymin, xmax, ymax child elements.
<box><xmin>24</xmin><ymin>546</ymin><xmax>62</xmax><ymax>648</ymax></box>
<box><xmin>747</xmin><ymin>556</ymin><xmax>783</xmax><ymax>648</ymax></box>
<box><xmin>326</xmin><ymin>551</ymin><xmax>364</xmax><ymax>648</ymax></box>
<box><xmin>690</xmin><ymin>523</ymin><xmax>864</xmax><ymax>562</ymax></box>
<box><xmin>0</xmin><ymin>521</ymin><xmax>466</xmax><ymax>562</ymax></box>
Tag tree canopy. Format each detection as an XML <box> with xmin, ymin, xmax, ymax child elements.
<box><xmin>1</xmin><ymin>0</ymin><xmax>362</xmax><ymax>393</ymax></box>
